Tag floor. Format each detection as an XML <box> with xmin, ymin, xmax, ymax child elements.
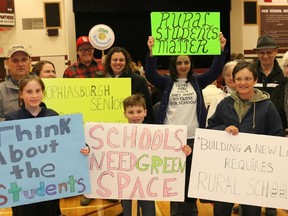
<box><xmin>0</xmin><ymin>196</ymin><xmax>288</xmax><ymax>215</ymax></box>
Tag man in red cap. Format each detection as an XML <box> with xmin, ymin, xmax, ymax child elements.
<box><xmin>63</xmin><ymin>36</ymin><xmax>104</xmax><ymax>206</ymax></box>
<box><xmin>63</xmin><ymin>36</ymin><xmax>104</xmax><ymax>78</ymax></box>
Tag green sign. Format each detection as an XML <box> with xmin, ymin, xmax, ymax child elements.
<box><xmin>151</xmin><ymin>12</ymin><xmax>221</xmax><ymax>55</ymax></box>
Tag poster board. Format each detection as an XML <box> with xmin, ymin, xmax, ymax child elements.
<box><xmin>189</xmin><ymin>128</ymin><xmax>288</xmax><ymax>210</ymax></box>
<box><xmin>259</xmin><ymin>5</ymin><xmax>288</xmax><ymax>48</ymax></box>
<box><xmin>84</xmin><ymin>122</ymin><xmax>187</xmax><ymax>201</ymax></box>
<box><xmin>0</xmin><ymin>114</ymin><xmax>91</xmax><ymax>208</ymax></box>
<box><xmin>43</xmin><ymin>78</ymin><xmax>131</xmax><ymax>123</ymax></box>
<box><xmin>150</xmin><ymin>12</ymin><xmax>220</xmax><ymax>55</ymax></box>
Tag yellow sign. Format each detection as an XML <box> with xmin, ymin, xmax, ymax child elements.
<box><xmin>43</xmin><ymin>78</ymin><xmax>131</xmax><ymax>122</ymax></box>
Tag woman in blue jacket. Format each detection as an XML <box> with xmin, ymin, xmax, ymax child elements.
<box><xmin>207</xmin><ymin>61</ymin><xmax>284</xmax><ymax>216</ymax></box>
<box><xmin>145</xmin><ymin>33</ymin><xmax>227</xmax><ymax>216</ymax></box>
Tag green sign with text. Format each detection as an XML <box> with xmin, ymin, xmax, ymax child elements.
<box><xmin>151</xmin><ymin>12</ymin><xmax>220</xmax><ymax>55</ymax></box>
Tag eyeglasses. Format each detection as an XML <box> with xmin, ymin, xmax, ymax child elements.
<box><xmin>78</xmin><ymin>48</ymin><xmax>94</xmax><ymax>53</ymax></box>
<box><xmin>257</xmin><ymin>49</ymin><xmax>276</xmax><ymax>57</ymax></box>
<box><xmin>234</xmin><ymin>77</ymin><xmax>254</xmax><ymax>83</ymax></box>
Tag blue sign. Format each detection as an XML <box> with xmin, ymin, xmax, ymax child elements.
<box><xmin>0</xmin><ymin>114</ymin><xmax>91</xmax><ymax>208</ymax></box>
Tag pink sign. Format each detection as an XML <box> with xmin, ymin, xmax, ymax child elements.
<box><xmin>84</xmin><ymin>122</ymin><xmax>187</xmax><ymax>201</ymax></box>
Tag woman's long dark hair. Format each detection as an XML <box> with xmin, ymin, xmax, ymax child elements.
<box><xmin>104</xmin><ymin>47</ymin><xmax>132</xmax><ymax>77</ymax></box>
<box><xmin>169</xmin><ymin>55</ymin><xmax>194</xmax><ymax>82</ymax></box>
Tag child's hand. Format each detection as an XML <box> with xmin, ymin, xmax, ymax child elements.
<box><xmin>80</xmin><ymin>147</ymin><xmax>89</xmax><ymax>156</ymax></box>
<box><xmin>182</xmin><ymin>144</ymin><xmax>192</xmax><ymax>156</ymax></box>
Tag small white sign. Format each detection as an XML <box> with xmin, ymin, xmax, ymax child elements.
<box><xmin>0</xmin><ymin>13</ymin><xmax>15</xmax><ymax>26</ymax></box>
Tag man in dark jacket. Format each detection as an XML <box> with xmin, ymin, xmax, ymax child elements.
<box><xmin>271</xmin><ymin>52</ymin><xmax>288</xmax><ymax>136</ymax></box>
<box><xmin>253</xmin><ymin>34</ymin><xmax>285</xmax><ymax>97</ymax></box>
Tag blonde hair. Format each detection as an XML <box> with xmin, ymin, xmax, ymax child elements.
<box><xmin>281</xmin><ymin>51</ymin><xmax>288</xmax><ymax>69</ymax></box>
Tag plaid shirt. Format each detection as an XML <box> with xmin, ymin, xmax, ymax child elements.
<box><xmin>63</xmin><ymin>58</ymin><xmax>104</xmax><ymax>78</ymax></box>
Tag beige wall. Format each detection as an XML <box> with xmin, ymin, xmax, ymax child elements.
<box><xmin>1</xmin><ymin>0</ymin><xmax>287</xmax><ymax>75</ymax></box>
<box><xmin>0</xmin><ymin>0</ymin><xmax>76</xmax><ymax>77</ymax></box>
<box><xmin>231</xmin><ymin>0</ymin><xmax>288</xmax><ymax>59</ymax></box>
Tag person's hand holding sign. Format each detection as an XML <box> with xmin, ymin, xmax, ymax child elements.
<box><xmin>182</xmin><ymin>144</ymin><xmax>192</xmax><ymax>156</ymax></box>
<box><xmin>225</xmin><ymin>125</ymin><xmax>239</xmax><ymax>135</ymax></box>
<box><xmin>219</xmin><ymin>32</ymin><xmax>227</xmax><ymax>52</ymax></box>
<box><xmin>147</xmin><ymin>36</ymin><xmax>154</xmax><ymax>57</ymax></box>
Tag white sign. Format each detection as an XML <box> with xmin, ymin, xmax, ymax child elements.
<box><xmin>0</xmin><ymin>13</ymin><xmax>14</xmax><ymax>26</ymax></box>
<box><xmin>84</xmin><ymin>122</ymin><xmax>187</xmax><ymax>201</ymax></box>
<box><xmin>88</xmin><ymin>24</ymin><xmax>115</xmax><ymax>50</ymax></box>
<box><xmin>189</xmin><ymin>128</ymin><xmax>288</xmax><ymax>210</ymax></box>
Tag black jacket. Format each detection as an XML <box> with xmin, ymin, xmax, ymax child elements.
<box><xmin>110</xmin><ymin>70</ymin><xmax>154</xmax><ymax>124</ymax></box>
<box><xmin>271</xmin><ymin>78</ymin><xmax>288</xmax><ymax>129</ymax></box>
<box><xmin>254</xmin><ymin>59</ymin><xmax>285</xmax><ymax>96</ymax></box>
<box><xmin>5</xmin><ymin>102</ymin><xmax>58</xmax><ymax>120</ymax></box>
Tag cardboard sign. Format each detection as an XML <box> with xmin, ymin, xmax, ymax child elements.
<box><xmin>43</xmin><ymin>78</ymin><xmax>131</xmax><ymax>123</ymax></box>
<box><xmin>189</xmin><ymin>128</ymin><xmax>288</xmax><ymax>210</ymax></box>
<box><xmin>0</xmin><ymin>114</ymin><xmax>91</xmax><ymax>208</ymax></box>
<box><xmin>84</xmin><ymin>123</ymin><xmax>187</xmax><ymax>201</ymax></box>
<box><xmin>151</xmin><ymin>12</ymin><xmax>220</xmax><ymax>55</ymax></box>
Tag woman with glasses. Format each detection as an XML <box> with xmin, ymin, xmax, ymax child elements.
<box><xmin>207</xmin><ymin>61</ymin><xmax>284</xmax><ymax>216</ymax></box>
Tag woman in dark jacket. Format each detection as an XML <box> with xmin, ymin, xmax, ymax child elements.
<box><xmin>207</xmin><ymin>61</ymin><xmax>284</xmax><ymax>216</ymax></box>
<box><xmin>104</xmin><ymin>46</ymin><xmax>155</xmax><ymax>215</ymax></box>
<box><xmin>145</xmin><ymin>33</ymin><xmax>227</xmax><ymax>216</ymax></box>
<box><xmin>104</xmin><ymin>46</ymin><xmax>154</xmax><ymax>124</ymax></box>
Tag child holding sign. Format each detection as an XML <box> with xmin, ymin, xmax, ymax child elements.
<box><xmin>4</xmin><ymin>75</ymin><xmax>61</xmax><ymax>216</ymax></box>
<box><xmin>121</xmin><ymin>94</ymin><xmax>194</xmax><ymax>215</ymax></box>
<box><xmin>121</xmin><ymin>94</ymin><xmax>156</xmax><ymax>216</ymax></box>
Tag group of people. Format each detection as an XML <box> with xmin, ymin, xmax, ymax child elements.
<box><xmin>203</xmin><ymin>34</ymin><xmax>287</xmax><ymax>216</ymax></box>
<box><xmin>1</xmin><ymin>31</ymin><xmax>287</xmax><ymax>216</ymax></box>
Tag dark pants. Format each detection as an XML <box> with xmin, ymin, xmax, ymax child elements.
<box><xmin>266</xmin><ymin>208</ymin><xmax>277</xmax><ymax>216</ymax></box>
<box><xmin>121</xmin><ymin>200</ymin><xmax>155</xmax><ymax>216</ymax></box>
<box><xmin>170</xmin><ymin>139</ymin><xmax>198</xmax><ymax>216</ymax></box>
<box><xmin>214</xmin><ymin>201</ymin><xmax>261</xmax><ymax>216</ymax></box>
<box><xmin>170</xmin><ymin>201</ymin><xmax>198</xmax><ymax>216</ymax></box>
<box><xmin>12</xmin><ymin>199</ymin><xmax>61</xmax><ymax>216</ymax></box>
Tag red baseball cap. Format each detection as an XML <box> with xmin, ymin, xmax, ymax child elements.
<box><xmin>76</xmin><ymin>36</ymin><xmax>91</xmax><ymax>49</ymax></box>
